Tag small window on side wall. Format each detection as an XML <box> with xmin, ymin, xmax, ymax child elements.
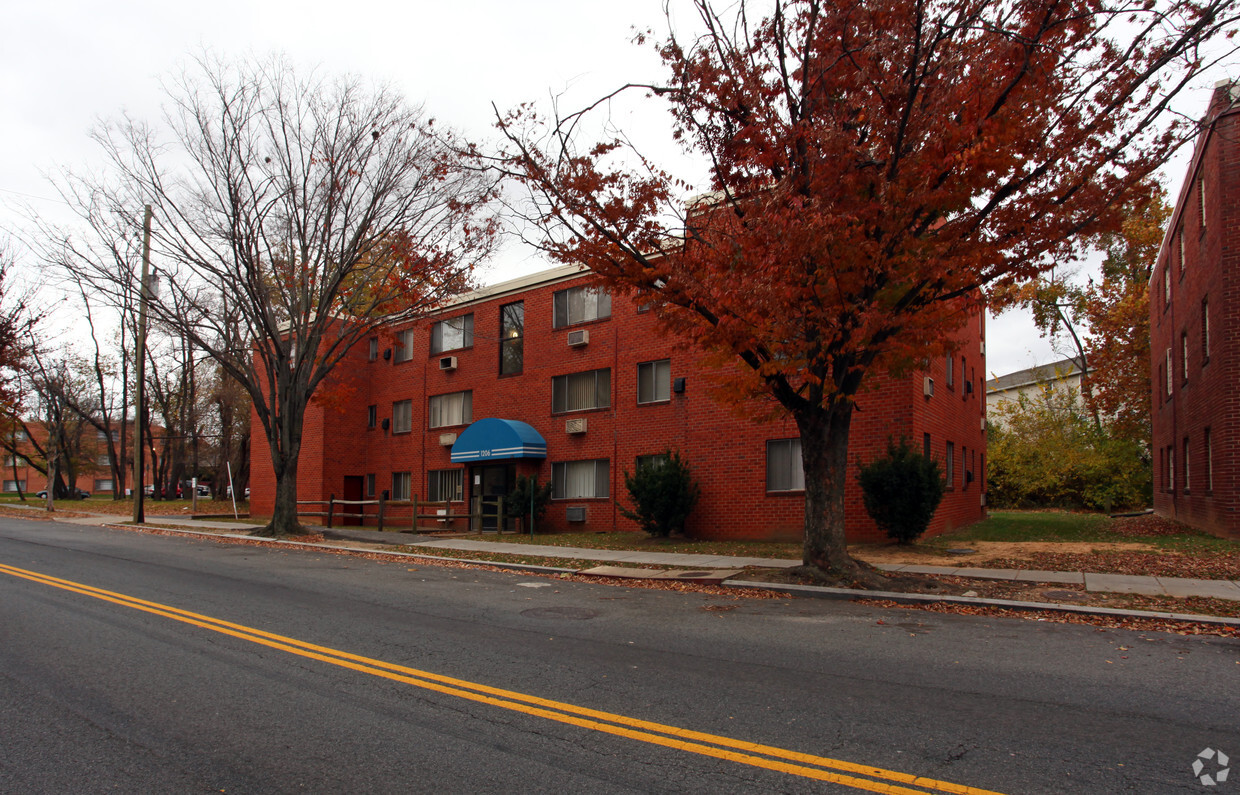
<box><xmin>394</xmin><ymin>329</ymin><xmax>414</xmax><ymax>363</ymax></box>
<box><xmin>766</xmin><ymin>439</ymin><xmax>804</xmax><ymax>492</ymax></box>
<box><xmin>637</xmin><ymin>360</ymin><xmax>671</xmax><ymax>404</ymax></box>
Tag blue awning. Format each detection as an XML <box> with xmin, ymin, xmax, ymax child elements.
<box><xmin>451</xmin><ymin>418</ymin><xmax>547</xmax><ymax>462</ymax></box>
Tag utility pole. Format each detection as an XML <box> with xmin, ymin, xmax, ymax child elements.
<box><xmin>133</xmin><ymin>205</ymin><xmax>152</xmax><ymax>525</ymax></box>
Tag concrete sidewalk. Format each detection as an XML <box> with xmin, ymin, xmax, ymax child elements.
<box><xmin>26</xmin><ymin>507</ymin><xmax>1240</xmax><ymax>603</ymax></box>
<box><xmin>401</xmin><ymin>537</ymin><xmax>1240</xmax><ymax>602</ymax></box>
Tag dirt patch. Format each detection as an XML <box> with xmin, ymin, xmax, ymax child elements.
<box><xmin>850</xmin><ymin>540</ymin><xmax>1156</xmax><ymax>566</ymax></box>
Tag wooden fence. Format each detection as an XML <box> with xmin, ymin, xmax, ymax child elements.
<box><xmin>296</xmin><ymin>494</ymin><xmax>517</xmax><ymax>533</ymax></box>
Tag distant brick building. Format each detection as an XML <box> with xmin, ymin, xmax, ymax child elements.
<box><xmin>251</xmin><ymin>264</ymin><xmax>987</xmax><ymax>542</ymax></box>
<box><xmin>1151</xmin><ymin>80</ymin><xmax>1240</xmax><ymax>539</ymax></box>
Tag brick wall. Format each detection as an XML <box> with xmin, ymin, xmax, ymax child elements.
<box><xmin>252</xmin><ymin>266</ymin><xmax>987</xmax><ymax>542</ymax></box>
<box><xmin>1151</xmin><ymin>82</ymin><xmax>1240</xmax><ymax>539</ymax></box>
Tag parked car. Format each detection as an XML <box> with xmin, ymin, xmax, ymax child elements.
<box><xmin>35</xmin><ymin>488</ymin><xmax>91</xmax><ymax>500</ymax></box>
<box><xmin>196</xmin><ymin>485</ymin><xmax>211</xmax><ymax>497</ymax></box>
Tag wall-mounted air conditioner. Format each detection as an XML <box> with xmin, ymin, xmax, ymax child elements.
<box><xmin>439</xmin><ymin>356</ymin><xmax>458</xmax><ymax>371</ymax></box>
<box><xmin>980</xmin><ymin>416</ymin><xmax>987</xmax><ymax>431</ymax></box>
<box><xmin>566</xmin><ymin>506</ymin><xmax>586</xmax><ymax>522</ymax></box>
<box><xmin>565</xmin><ymin>417</ymin><xmax>587</xmax><ymax>434</ymax></box>
<box><xmin>980</xmin><ymin>340</ymin><xmax>986</xmax><ymax>356</ymax></box>
<box><xmin>567</xmin><ymin>329</ymin><xmax>589</xmax><ymax>347</ymax></box>
<box><xmin>923</xmin><ymin>376</ymin><xmax>934</xmax><ymax>398</ymax></box>
<box><xmin>439</xmin><ymin>433</ymin><xmax>458</xmax><ymax>446</ymax></box>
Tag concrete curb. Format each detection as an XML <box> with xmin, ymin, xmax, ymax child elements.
<box><xmin>725</xmin><ymin>580</ymin><xmax>1240</xmax><ymax>627</ymax></box>
<box><xmin>99</xmin><ymin>522</ymin><xmax>1240</xmax><ymax>628</ymax></box>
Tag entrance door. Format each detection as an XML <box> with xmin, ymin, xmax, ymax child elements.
<box><xmin>342</xmin><ymin>476</ymin><xmax>364</xmax><ymax>526</ymax></box>
<box><xmin>476</xmin><ymin>464</ymin><xmax>514</xmax><ymax>532</ymax></box>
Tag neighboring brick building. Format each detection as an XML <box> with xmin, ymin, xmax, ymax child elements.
<box><xmin>1151</xmin><ymin>80</ymin><xmax>1240</xmax><ymax>539</ymax></box>
<box><xmin>251</xmin><ymin>264</ymin><xmax>987</xmax><ymax>542</ymax></box>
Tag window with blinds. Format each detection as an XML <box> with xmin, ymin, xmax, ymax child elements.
<box><xmin>552</xmin><ymin>459</ymin><xmax>610</xmax><ymax>499</ymax></box>
<box><xmin>431</xmin><ymin>314</ymin><xmax>474</xmax><ymax>354</ymax></box>
<box><xmin>429</xmin><ymin>391</ymin><xmax>472</xmax><ymax>428</ymax></box>
<box><xmin>552</xmin><ymin>369</ymin><xmax>610</xmax><ymax>413</ymax></box>
<box><xmin>766</xmin><ymin>439</ymin><xmax>804</xmax><ymax>492</ymax></box>
<box><xmin>553</xmin><ymin>286</ymin><xmax>611</xmax><ymax>328</ymax></box>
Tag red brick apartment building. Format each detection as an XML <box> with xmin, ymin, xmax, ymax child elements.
<box><xmin>251</xmin><ymin>265</ymin><xmax>987</xmax><ymax>541</ymax></box>
<box><xmin>1151</xmin><ymin>80</ymin><xmax>1240</xmax><ymax>539</ymax></box>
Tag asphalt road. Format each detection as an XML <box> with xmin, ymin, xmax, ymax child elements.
<box><xmin>1</xmin><ymin>517</ymin><xmax>1236</xmax><ymax>794</ymax></box>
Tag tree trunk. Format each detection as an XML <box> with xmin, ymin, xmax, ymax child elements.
<box><xmin>796</xmin><ymin>399</ymin><xmax>884</xmax><ymax>585</ymax></box>
<box><xmin>266</xmin><ymin>453</ymin><xmax>307</xmax><ymax>536</ymax></box>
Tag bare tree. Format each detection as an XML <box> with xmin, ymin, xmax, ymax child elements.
<box><xmin>63</xmin><ymin>55</ymin><xmax>496</xmax><ymax>535</ymax></box>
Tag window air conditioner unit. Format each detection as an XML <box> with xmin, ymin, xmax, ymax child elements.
<box><xmin>565</xmin><ymin>417</ymin><xmax>587</xmax><ymax>434</ymax></box>
<box><xmin>439</xmin><ymin>433</ymin><xmax>458</xmax><ymax>446</ymax></box>
<box><xmin>980</xmin><ymin>340</ymin><xmax>986</xmax><ymax>355</ymax></box>
<box><xmin>980</xmin><ymin>416</ymin><xmax>987</xmax><ymax>431</ymax></box>
<box><xmin>566</xmin><ymin>329</ymin><xmax>589</xmax><ymax>347</ymax></box>
<box><xmin>923</xmin><ymin>376</ymin><xmax>934</xmax><ymax>398</ymax></box>
<box><xmin>439</xmin><ymin>356</ymin><xmax>457</xmax><ymax>371</ymax></box>
<box><xmin>566</xmin><ymin>506</ymin><xmax>587</xmax><ymax>523</ymax></box>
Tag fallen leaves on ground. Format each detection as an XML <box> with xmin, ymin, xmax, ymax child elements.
<box><xmin>987</xmin><ymin>551</ymin><xmax>1240</xmax><ymax>580</ymax></box>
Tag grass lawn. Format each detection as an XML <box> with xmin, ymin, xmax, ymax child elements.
<box><xmin>936</xmin><ymin>510</ymin><xmax>1239</xmax><ymax>555</ymax></box>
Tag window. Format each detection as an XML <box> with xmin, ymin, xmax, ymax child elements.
<box><xmin>97</xmin><ymin>453</ymin><xmax>111</xmax><ymax>467</ymax></box>
<box><xmin>431</xmin><ymin>314</ymin><xmax>474</xmax><ymax>354</ymax></box>
<box><xmin>365</xmin><ymin>473</ymin><xmax>376</xmax><ymax>498</ymax></box>
<box><xmin>766</xmin><ymin>439</ymin><xmax>805</xmax><ymax>492</ymax></box>
<box><xmin>552</xmin><ymin>459</ymin><xmax>610</xmax><ymax>499</ymax></box>
<box><xmin>429</xmin><ymin>391</ymin><xmax>472</xmax><ymax>429</ymax></box>
<box><xmin>1168</xmin><ymin>445</ymin><xmax>1176</xmax><ymax>492</ymax></box>
<box><xmin>553</xmin><ymin>286</ymin><xmax>611</xmax><ymax>328</ymax></box>
<box><xmin>1199</xmin><ymin>177</ymin><xmax>1207</xmax><ymax>229</ymax></box>
<box><xmin>500</xmin><ymin>302</ymin><xmax>524</xmax><ymax>375</ymax></box>
<box><xmin>923</xmin><ymin>433</ymin><xmax>931</xmax><ymax>460</ymax></box>
<box><xmin>368</xmin><ymin>337</ymin><xmax>379</xmax><ymax>361</ymax></box>
<box><xmin>1165</xmin><ymin>348</ymin><xmax>1173</xmax><ymax>397</ymax></box>
<box><xmin>1163</xmin><ymin>265</ymin><xmax>1171</xmax><ymax>312</ymax></box>
<box><xmin>392</xmin><ymin>400</ymin><xmax>412</xmax><ymax>434</ymax></box>
<box><xmin>637</xmin><ymin>360</ymin><xmax>671</xmax><ymax>404</ymax></box>
<box><xmin>1178</xmin><ymin>228</ymin><xmax>1185</xmax><ymax>276</ymax></box>
<box><xmin>1181</xmin><ymin>331</ymin><xmax>1189</xmax><ymax>383</ymax></box>
<box><xmin>94</xmin><ymin>478</ymin><xmax>113</xmax><ymax>492</ymax></box>
<box><xmin>946</xmin><ymin>441</ymin><xmax>955</xmax><ymax>489</ymax></box>
<box><xmin>552</xmin><ymin>369</ymin><xmax>611</xmax><ymax>413</ymax></box>
<box><xmin>962</xmin><ymin>446</ymin><xmax>969</xmax><ymax>491</ymax></box>
<box><xmin>1206</xmin><ymin>428</ymin><xmax>1213</xmax><ymax>492</ymax></box>
<box><xmin>367</xmin><ymin>405</ymin><xmax>377</xmax><ymax>429</ymax></box>
<box><xmin>428</xmin><ymin>469</ymin><xmax>464</xmax><ymax>502</ymax></box>
<box><xmin>2</xmin><ymin>455</ymin><xmax>21</xmax><ymax>467</ymax></box>
<box><xmin>636</xmin><ymin>454</ymin><xmax>669</xmax><ymax>470</ymax></box>
<box><xmin>1202</xmin><ymin>296</ymin><xmax>1210</xmax><ymax>364</ymax></box>
<box><xmin>392</xmin><ymin>472</ymin><xmax>411</xmax><ymax>501</ymax></box>
<box><xmin>394</xmin><ymin>329</ymin><xmax>415</xmax><ymax>363</ymax></box>
<box><xmin>13</xmin><ymin>430</ymin><xmax>25</xmax><ymax>441</ymax></box>
<box><xmin>3</xmin><ymin>480</ymin><xmax>25</xmax><ymax>492</ymax></box>
<box><xmin>946</xmin><ymin>356</ymin><xmax>954</xmax><ymax>389</ymax></box>
<box><xmin>1183</xmin><ymin>437</ymin><xmax>1191</xmax><ymax>493</ymax></box>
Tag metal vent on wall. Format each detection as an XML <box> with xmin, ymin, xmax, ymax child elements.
<box><xmin>566</xmin><ymin>329</ymin><xmax>589</xmax><ymax>347</ymax></box>
<box><xmin>566</xmin><ymin>506</ymin><xmax>587</xmax><ymax>522</ymax></box>
<box><xmin>565</xmin><ymin>417</ymin><xmax>587</xmax><ymax>434</ymax></box>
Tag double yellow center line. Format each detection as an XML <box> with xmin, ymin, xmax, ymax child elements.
<box><xmin>0</xmin><ymin>562</ymin><xmax>1002</xmax><ymax>794</ymax></box>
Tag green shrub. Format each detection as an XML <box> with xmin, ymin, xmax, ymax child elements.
<box><xmin>505</xmin><ymin>474</ymin><xmax>552</xmax><ymax>531</ymax></box>
<box><xmin>619</xmin><ymin>451</ymin><xmax>700</xmax><ymax>538</ymax></box>
<box><xmin>858</xmin><ymin>437</ymin><xmax>945</xmax><ymax>544</ymax></box>
<box><xmin>987</xmin><ymin>386</ymin><xmax>1151</xmax><ymax>511</ymax></box>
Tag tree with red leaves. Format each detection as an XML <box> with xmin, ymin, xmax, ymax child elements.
<box><xmin>496</xmin><ymin>0</ymin><xmax>1237</xmax><ymax>581</ymax></box>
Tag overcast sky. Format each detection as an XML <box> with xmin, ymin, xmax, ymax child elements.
<box><xmin>1</xmin><ymin>0</ymin><xmax>1226</xmax><ymax>377</ymax></box>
